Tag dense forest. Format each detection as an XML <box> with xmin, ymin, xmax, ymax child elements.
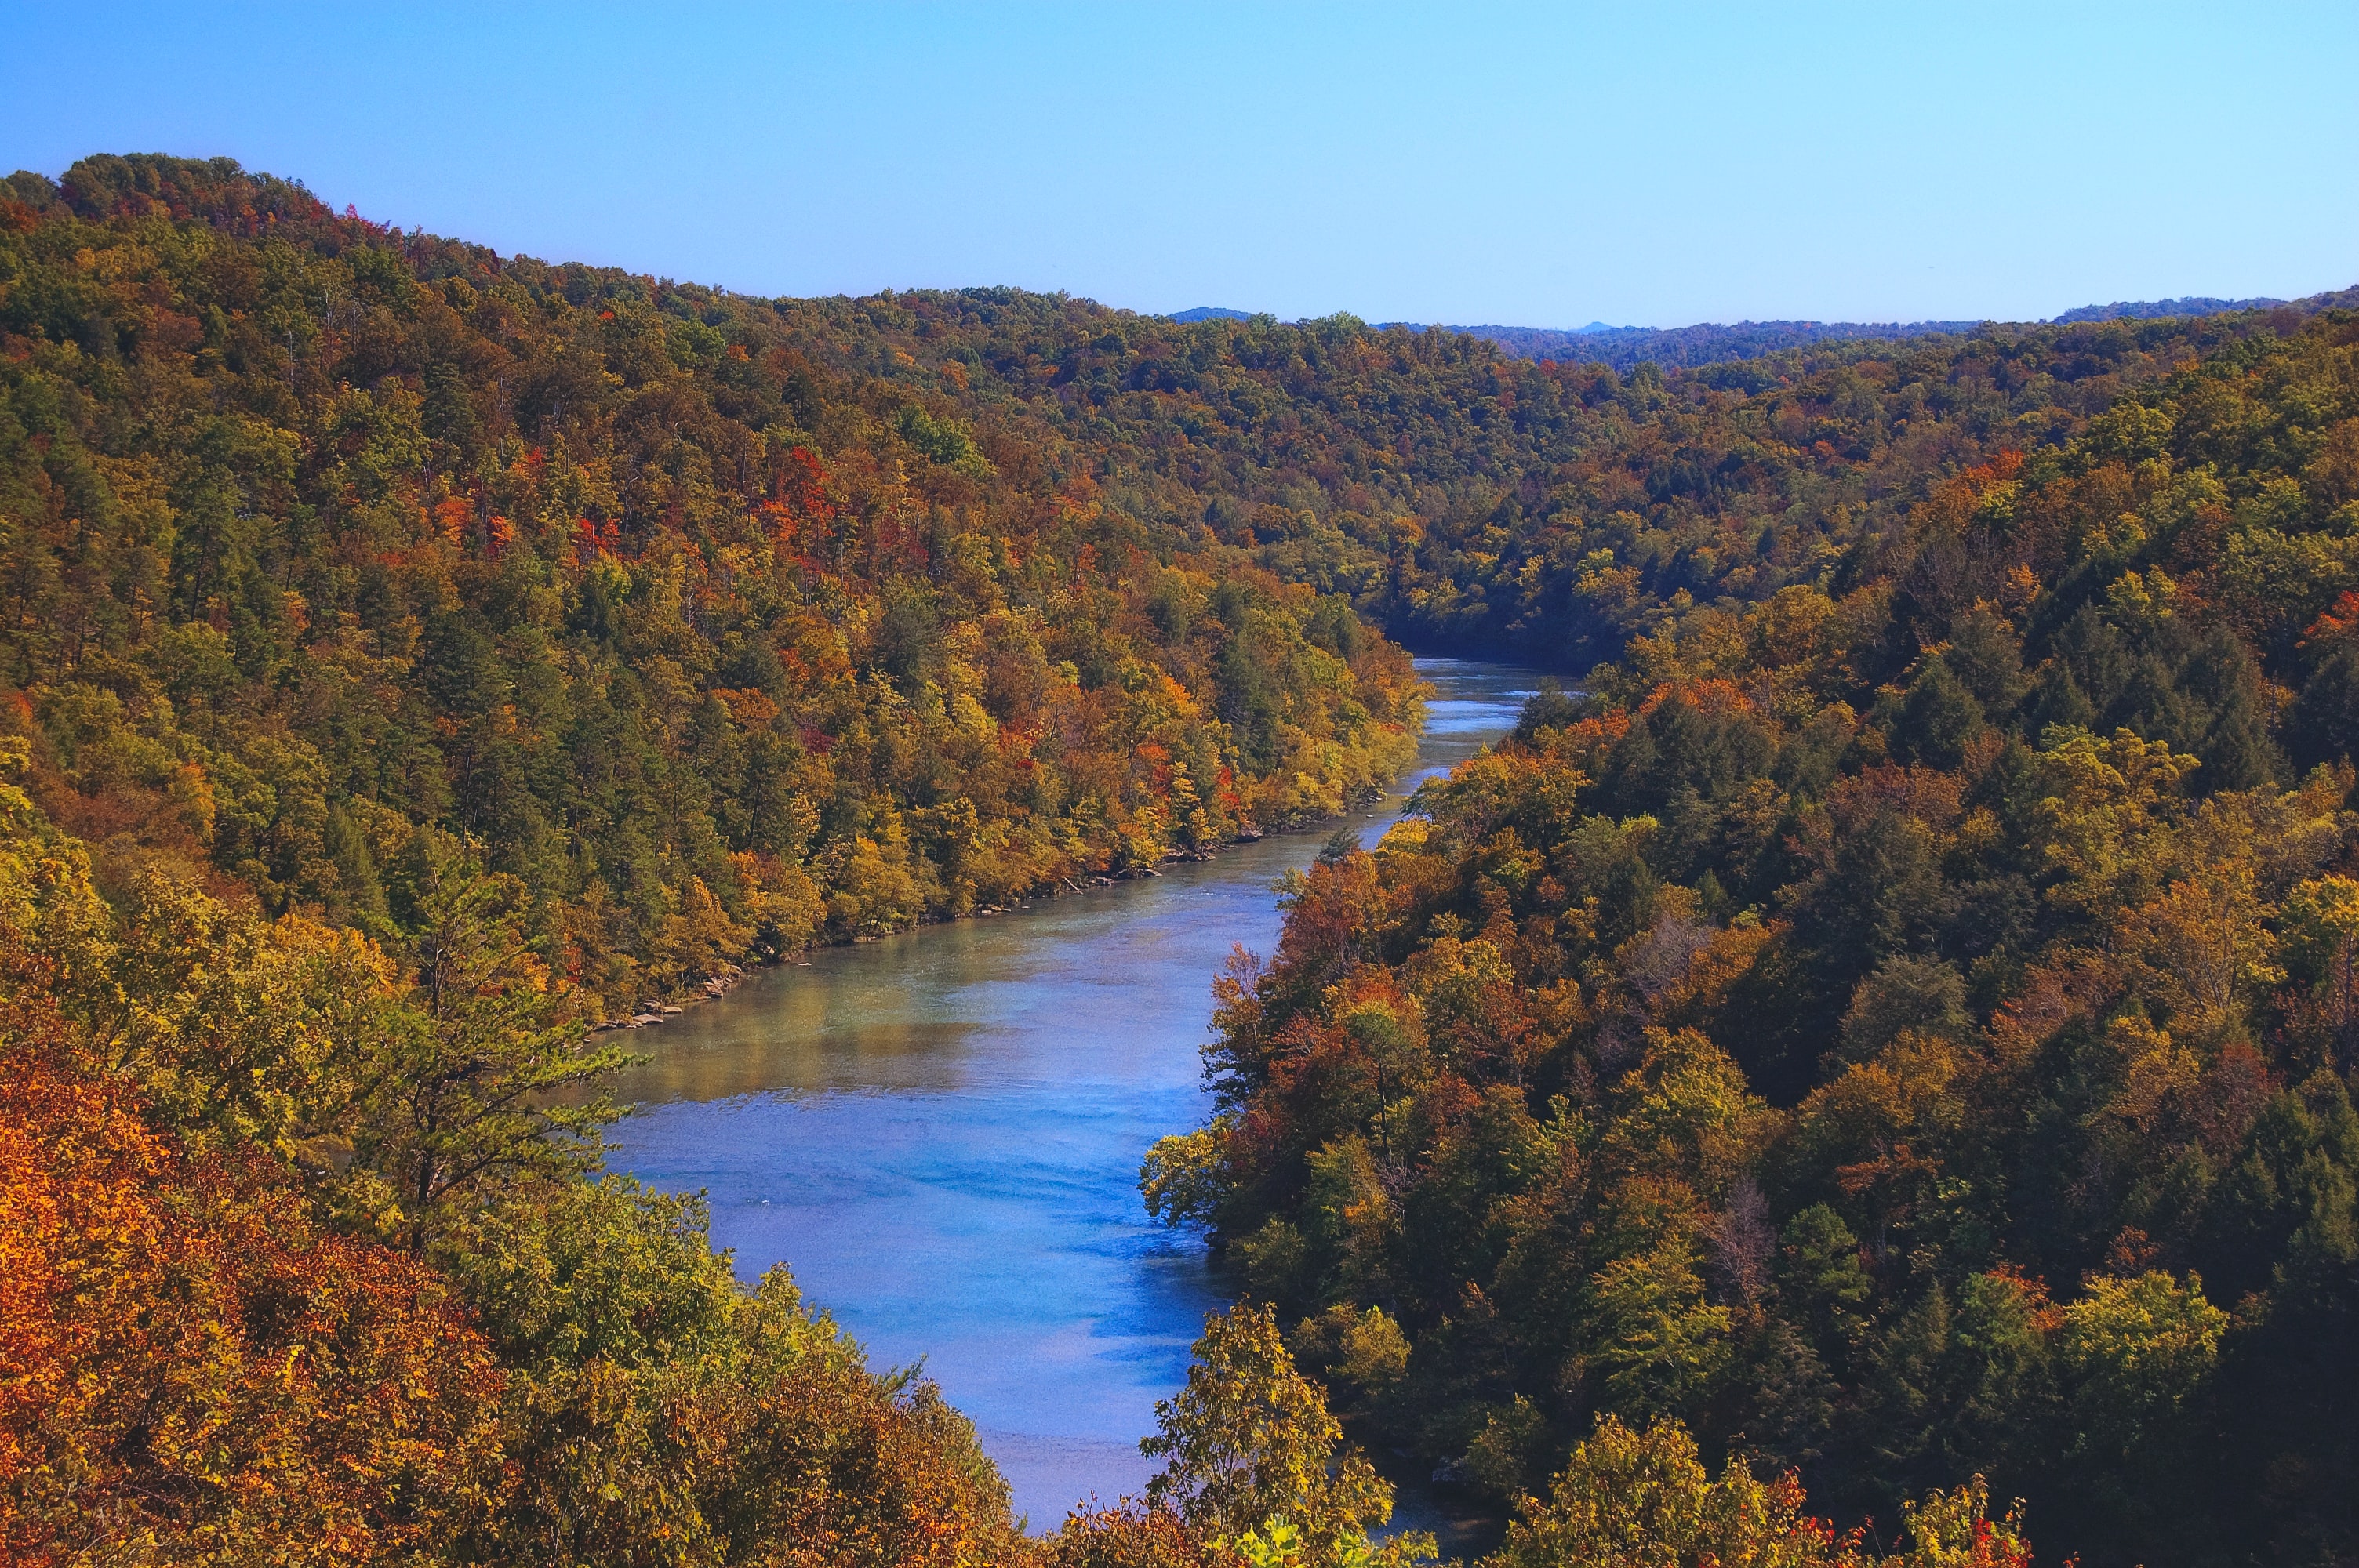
<box><xmin>1144</xmin><ymin>294</ymin><xmax>2359</xmax><ymax>1565</ymax></box>
<box><xmin>5</xmin><ymin>151</ymin><xmax>2357</xmax><ymax>1565</ymax></box>
<box><xmin>1195</xmin><ymin>299</ymin><xmax>2317</xmax><ymax>373</ymax></box>
<box><xmin>735</xmin><ymin>274</ymin><xmax>2359</xmax><ymax>684</ymax></box>
<box><xmin>0</xmin><ymin>154</ymin><xmax>1421</xmax><ymax>1020</ymax></box>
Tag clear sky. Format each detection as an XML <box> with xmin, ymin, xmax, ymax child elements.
<box><xmin>5</xmin><ymin>2</ymin><xmax>2354</xmax><ymax>328</ymax></box>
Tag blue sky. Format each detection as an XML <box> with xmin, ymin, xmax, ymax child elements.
<box><xmin>5</xmin><ymin>2</ymin><xmax>2354</xmax><ymax>327</ymax></box>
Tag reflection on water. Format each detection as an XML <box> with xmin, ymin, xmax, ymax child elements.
<box><xmin>603</xmin><ymin>659</ymin><xmax>1536</xmax><ymax>1526</ymax></box>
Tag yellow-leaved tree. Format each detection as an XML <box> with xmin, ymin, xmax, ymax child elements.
<box><xmin>1143</xmin><ymin>1303</ymin><xmax>1434</xmax><ymax>1568</ymax></box>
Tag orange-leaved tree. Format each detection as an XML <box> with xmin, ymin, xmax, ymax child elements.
<box><xmin>0</xmin><ymin>971</ymin><xmax>506</xmax><ymax>1564</ymax></box>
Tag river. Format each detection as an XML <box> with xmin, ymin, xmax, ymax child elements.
<box><xmin>602</xmin><ymin>657</ymin><xmax>1537</xmax><ymax>1530</ymax></box>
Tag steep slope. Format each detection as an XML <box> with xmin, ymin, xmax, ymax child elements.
<box><xmin>1143</xmin><ymin>301</ymin><xmax>2359</xmax><ymax>1567</ymax></box>
<box><xmin>0</xmin><ymin>155</ymin><xmax>1419</xmax><ymax>1014</ymax></box>
<box><xmin>754</xmin><ymin>281</ymin><xmax>2321</xmax><ymax>677</ymax></box>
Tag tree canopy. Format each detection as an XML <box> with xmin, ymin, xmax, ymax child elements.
<box><xmin>1145</xmin><ymin>299</ymin><xmax>2359</xmax><ymax>1567</ymax></box>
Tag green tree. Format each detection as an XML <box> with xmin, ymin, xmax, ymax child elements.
<box><xmin>1143</xmin><ymin>1303</ymin><xmax>1430</xmax><ymax>1567</ymax></box>
<box><xmin>1497</xmin><ymin>1415</ymin><xmax>2033</xmax><ymax>1568</ymax></box>
<box><xmin>1587</xmin><ymin>1232</ymin><xmax>1734</xmax><ymax>1418</ymax></box>
<box><xmin>355</xmin><ymin>835</ymin><xmax>634</xmax><ymax>1249</ymax></box>
<box><xmin>1494</xmin><ymin>1414</ymin><xmax>1840</xmax><ymax>1568</ymax></box>
<box><xmin>2059</xmin><ymin>1270</ymin><xmax>2224</xmax><ymax>1475</ymax></box>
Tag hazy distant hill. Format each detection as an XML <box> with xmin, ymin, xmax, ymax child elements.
<box><xmin>2050</xmin><ymin>293</ymin><xmax>2283</xmax><ymax>322</ymax></box>
<box><xmin>1441</xmin><ymin>318</ymin><xmax>1987</xmax><ymax>369</ymax></box>
<box><xmin>1343</xmin><ymin>288</ymin><xmax>2356</xmax><ymax>370</ymax></box>
<box><xmin>1430</xmin><ymin>293</ymin><xmax>2321</xmax><ymax>370</ymax></box>
<box><xmin>1169</xmin><ymin>305</ymin><xmax>1256</xmax><ymax>322</ymax></box>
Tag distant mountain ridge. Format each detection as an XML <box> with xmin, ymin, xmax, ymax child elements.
<box><xmin>2051</xmin><ymin>293</ymin><xmax>2284</xmax><ymax>323</ymax></box>
<box><xmin>1166</xmin><ymin>289</ymin><xmax>2355</xmax><ymax>371</ymax></box>
<box><xmin>1416</xmin><ymin>289</ymin><xmax>2350</xmax><ymax>370</ymax></box>
<box><xmin>1431</xmin><ymin>318</ymin><xmax>1989</xmax><ymax>369</ymax></box>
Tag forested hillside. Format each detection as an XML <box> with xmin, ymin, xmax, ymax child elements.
<box><xmin>741</xmin><ymin>278</ymin><xmax>2349</xmax><ymax>684</ymax></box>
<box><xmin>0</xmin><ymin>740</ymin><xmax>1045</xmax><ymax>1561</ymax></box>
<box><xmin>1434</xmin><ymin>318</ymin><xmax>1990</xmax><ymax>372</ymax></box>
<box><xmin>0</xmin><ymin>154</ymin><xmax>1419</xmax><ymax>1018</ymax></box>
<box><xmin>1143</xmin><ymin>303</ymin><xmax>2359</xmax><ymax>1566</ymax></box>
<box><xmin>9</xmin><ymin>151</ymin><xmax>2359</xmax><ymax>1566</ymax></box>
<box><xmin>0</xmin><ymin>151</ymin><xmax>1432</xmax><ymax>1565</ymax></box>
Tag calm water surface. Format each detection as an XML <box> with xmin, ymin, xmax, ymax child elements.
<box><xmin>604</xmin><ymin>659</ymin><xmax>1536</xmax><ymax>1526</ymax></box>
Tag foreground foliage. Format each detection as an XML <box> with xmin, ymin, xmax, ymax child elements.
<box><xmin>1494</xmin><ymin>1415</ymin><xmax>2030</xmax><ymax>1568</ymax></box>
<box><xmin>1067</xmin><ymin>1309</ymin><xmax>2030</xmax><ymax>1568</ymax></box>
<box><xmin>0</xmin><ymin>743</ymin><xmax>1027</xmax><ymax>1563</ymax></box>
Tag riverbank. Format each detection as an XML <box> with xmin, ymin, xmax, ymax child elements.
<box><xmin>591</xmin><ymin>783</ymin><xmax>1401</xmax><ymax>1033</ymax></box>
<box><xmin>598</xmin><ymin>659</ymin><xmax>1538</xmax><ymax>1525</ymax></box>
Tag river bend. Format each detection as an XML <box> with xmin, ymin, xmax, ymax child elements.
<box><xmin>605</xmin><ymin>658</ymin><xmax>1535</xmax><ymax>1524</ymax></box>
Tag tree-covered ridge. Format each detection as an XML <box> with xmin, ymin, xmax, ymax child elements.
<box><xmin>0</xmin><ymin>154</ymin><xmax>1419</xmax><ymax>1013</ymax></box>
<box><xmin>740</xmin><ymin>277</ymin><xmax>2331</xmax><ymax>680</ymax></box>
<box><xmin>1427</xmin><ymin>319</ymin><xmax>1998</xmax><ymax>372</ymax></box>
<box><xmin>1437</xmin><ymin>290</ymin><xmax>2357</xmax><ymax>371</ymax></box>
<box><xmin>1143</xmin><ymin>306</ymin><xmax>2359</xmax><ymax>1567</ymax></box>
